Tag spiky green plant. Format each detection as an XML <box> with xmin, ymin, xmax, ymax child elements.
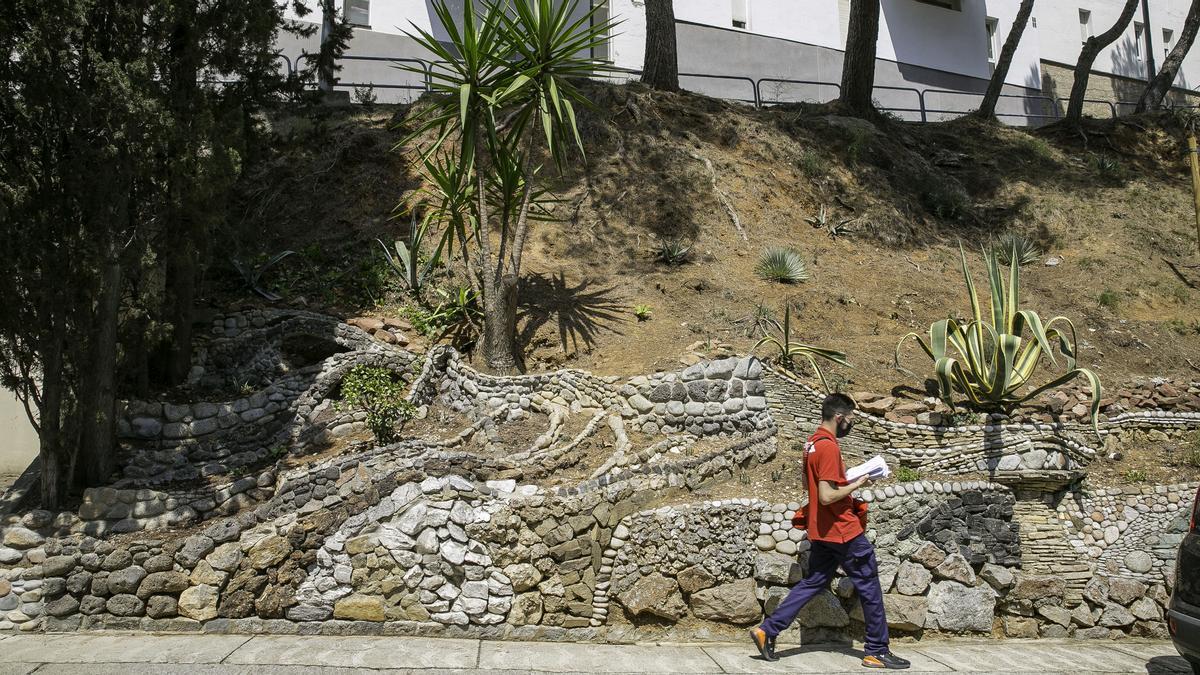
<box><xmin>377</xmin><ymin>213</ymin><xmax>446</xmax><ymax>298</ymax></box>
<box><xmin>756</xmin><ymin>247</ymin><xmax>809</xmax><ymax>283</ymax></box>
<box><xmin>754</xmin><ymin>305</ymin><xmax>850</xmax><ymax>392</ymax></box>
<box><xmin>655</xmin><ymin>239</ymin><xmax>691</xmax><ymax>265</ymax></box>
<box><xmin>990</xmin><ymin>233</ymin><xmax>1040</xmax><ymax>267</ymax></box>
<box><xmin>896</xmin><ymin>245</ymin><xmax>1102</xmax><ymax>434</ymax></box>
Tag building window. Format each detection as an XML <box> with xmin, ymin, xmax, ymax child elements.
<box><xmin>986</xmin><ymin>17</ymin><xmax>999</xmax><ymax>62</ymax></box>
<box><xmin>591</xmin><ymin>1</ymin><xmax>610</xmax><ymax>62</ymax></box>
<box><xmin>1079</xmin><ymin>9</ymin><xmax>1093</xmax><ymax>44</ymax></box>
<box><xmin>731</xmin><ymin>0</ymin><xmax>748</xmax><ymax>29</ymax></box>
<box><xmin>1163</xmin><ymin>28</ymin><xmax>1174</xmax><ymax>59</ymax></box>
<box><xmin>345</xmin><ymin>0</ymin><xmax>369</xmax><ymax>27</ymax></box>
<box><xmin>1134</xmin><ymin>21</ymin><xmax>1145</xmax><ymax>60</ymax></box>
<box><xmin>914</xmin><ymin>0</ymin><xmax>962</xmax><ymax>10</ymax></box>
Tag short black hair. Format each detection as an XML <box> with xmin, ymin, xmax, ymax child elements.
<box><xmin>821</xmin><ymin>392</ymin><xmax>856</xmax><ymax>421</ymax></box>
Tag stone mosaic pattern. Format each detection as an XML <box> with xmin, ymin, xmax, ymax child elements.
<box><xmin>0</xmin><ymin>309</ymin><xmax>1197</xmax><ymax>644</ymax></box>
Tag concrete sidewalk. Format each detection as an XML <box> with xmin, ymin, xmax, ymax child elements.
<box><xmin>0</xmin><ymin>633</ymin><xmax>1190</xmax><ymax>674</ymax></box>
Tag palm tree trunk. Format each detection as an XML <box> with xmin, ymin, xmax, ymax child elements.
<box><xmin>839</xmin><ymin>0</ymin><xmax>881</xmax><ymax>117</ymax></box>
<box><xmin>976</xmin><ymin>0</ymin><xmax>1035</xmax><ymax>120</ymax></box>
<box><xmin>1136</xmin><ymin>0</ymin><xmax>1200</xmax><ymax>112</ymax></box>
<box><xmin>641</xmin><ymin>0</ymin><xmax>679</xmax><ymax>92</ymax></box>
<box><xmin>1065</xmin><ymin>0</ymin><xmax>1140</xmax><ymax>126</ymax></box>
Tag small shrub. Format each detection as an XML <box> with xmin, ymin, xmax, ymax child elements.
<box><xmin>1183</xmin><ymin>448</ymin><xmax>1200</xmax><ymax>468</ymax></box>
<box><xmin>1123</xmin><ymin>468</ymin><xmax>1148</xmax><ymax>483</ymax></box>
<box><xmin>1088</xmin><ymin>153</ymin><xmax>1122</xmax><ymax>178</ymax></box>
<box><xmin>797</xmin><ymin>151</ymin><xmax>824</xmax><ymax>177</ymax></box>
<box><xmin>654</xmin><ymin>239</ymin><xmax>691</xmax><ymax>265</ymax></box>
<box><xmin>946</xmin><ymin>409</ymin><xmax>981</xmax><ymax>427</ymax></box>
<box><xmin>337</xmin><ymin>365</ymin><xmax>416</xmax><ymax>444</ymax></box>
<box><xmin>398</xmin><ymin>304</ymin><xmax>436</xmax><ymax>337</ymax></box>
<box><xmin>990</xmin><ymin>233</ymin><xmax>1041</xmax><ymax>267</ymax></box>
<box><xmin>353</xmin><ymin>84</ymin><xmax>377</xmax><ymax>107</ymax></box>
<box><xmin>1098</xmin><ymin>290</ymin><xmax>1120</xmax><ymax>310</ymax></box>
<box><xmin>634</xmin><ymin>304</ymin><xmax>653</xmax><ymax>321</ymax></box>
<box><xmin>922</xmin><ymin>183</ymin><xmax>970</xmax><ymax>221</ymax></box>
<box><xmin>1168</xmin><ymin>319</ymin><xmax>1200</xmax><ymax>335</ymax></box>
<box><xmin>756</xmin><ymin>247</ymin><xmax>809</xmax><ymax>283</ymax></box>
<box><xmin>894</xmin><ymin>466</ymin><xmax>921</xmax><ymax>482</ymax></box>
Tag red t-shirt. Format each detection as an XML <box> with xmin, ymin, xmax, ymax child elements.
<box><xmin>804</xmin><ymin>426</ymin><xmax>864</xmax><ymax>543</ymax></box>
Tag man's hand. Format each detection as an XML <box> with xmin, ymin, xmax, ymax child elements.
<box><xmin>818</xmin><ymin>476</ymin><xmax>869</xmax><ymax>506</ymax></box>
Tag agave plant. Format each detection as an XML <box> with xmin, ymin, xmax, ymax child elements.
<box><xmin>756</xmin><ymin>247</ymin><xmax>809</xmax><ymax>283</ymax></box>
<box><xmin>377</xmin><ymin>212</ymin><xmax>446</xmax><ymax>298</ymax></box>
<box><xmin>655</xmin><ymin>238</ymin><xmax>691</xmax><ymax>265</ymax></box>
<box><xmin>754</xmin><ymin>304</ymin><xmax>850</xmax><ymax>393</ymax></box>
<box><xmin>231</xmin><ymin>250</ymin><xmax>296</xmax><ymax>301</ymax></box>
<box><xmin>990</xmin><ymin>233</ymin><xmax>1040</xmax><ymax>267</ymax></box>
<box><xmin>895</xmin><ymin>245</ymin><xmax>1102</xmax><ymax>434</ymax></box>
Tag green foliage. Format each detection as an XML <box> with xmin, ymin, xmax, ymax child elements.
<box><xmin>1098</xmin><ymin>290</ymin><xmax>1120</xmax><ymax>310</ymax></box>
<box><xmin>400</xmin><ymin>0</ymin><xmax>616</xmax><ymax>369</ymax></box>
<box><xmin>336</xmin><ymin>365</ymin><xmax>416</xmax><ymax>444</ymax></box>
<box><xmin>753</xmin><ymin>304</ymin><xmax>851</xmax><ymax>393</ymax></box>
<box><xmin>427</xmin><ymin>285</ymin><xmax>483</xmax><ymax>346</ymax></box>
<box><xmin>922</xmin><ymin>183</ymin><xmax>970</xmax><ymax>221</ymax></box>
<box><xmin>1087</xmin><ymin>153</ymin><xmax>1123</xmax><ymax>179</ymax></box>
<box><xmin>894</xmin><ymin>466</ymin><xmax>921</xmax><ymax>482</ymax></box>
<box><xmin>1169</xmin><ymin>319</ymin><xmax>1200</xmax><ymax>335</ymax></box>
<box><xmin>990</xmin><ymin>234</ymin><xmax>1040</xmax><ymax>267</ymax></box>
<box><xmin>1123</xmin><ymin>469</ymin><xmax>1148</xmax><ymax>483</ymax></box>
<box><xmin>1183</xmin><ymin>448</ymin><xmax>1200</xmax><ymax>469</ymax></box>
<box><xmin>756</xmin><ymin>247</ymin><xmax>809</xmax><ymax>284</ymax></box>
<box><xmin>797</xmin><ymin>151</ymin><xmax>824</xmax><ymax>177</ymax></box>
<box><xmin>896</xmin><ymin>245</ymin><xmax>1103</xmax><ymax>435</ymax></box>
<box><xmin>377</xmin><ymin>212</ymin><xmax>446</xmax><ymax>299</ymax></box>
<box><xmin>353</xmin><ymin>84</ymin><xmax>377</xmax><ymax>107</ymax></box>
<box><xmin>231</xmin><ymin>251</ymin><xmax>297</xmax><ymax>301</ymax></box>
<box><xmin>0</xmin><ymin>0</ymin><xmax>299</xmax><ymax>506</ymax></box>
<box><xmin>654</xmin><ymin>239</ymin><xmax>692</xmax><ymax>265</ymax></box>
<box><xmin>634</xmin><ymin>305</ymin><xmax>653</xmax><ymax>321</ymax></box>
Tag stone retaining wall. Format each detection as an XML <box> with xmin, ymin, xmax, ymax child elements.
<box><xmin>1</xmin><ymin>309</ymin><xmax>1198</xmax><ymax>644</ymax></box>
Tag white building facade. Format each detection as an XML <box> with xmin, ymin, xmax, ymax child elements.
<box><xmin>277</xmin><ymin>0</ymin><xmax>1200</xmax><ymax>122</ymax></box>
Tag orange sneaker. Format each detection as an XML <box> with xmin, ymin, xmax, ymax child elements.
<box><xmin>748</xmin><ymin>626</ymin><xmax>778</xmax><ymax>662</ymax></box>
<box><xmin>863</xmin><ymin>652</ymin><xmax>910</xmax><ymax>669</ymax></box>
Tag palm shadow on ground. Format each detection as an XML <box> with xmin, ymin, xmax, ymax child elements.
<box><xmin>518</xmin><ymin>271</ymin><xmax>628</xmax><ymax>358</ymax></box>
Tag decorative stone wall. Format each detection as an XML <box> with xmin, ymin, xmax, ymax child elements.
<box><xmin>1</xmin><ymin>309</ymin><xmax>1198</xmax><ymax>644</ymax></box>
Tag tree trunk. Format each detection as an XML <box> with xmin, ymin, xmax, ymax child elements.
<box><xmin>319</xmin><ymin>0</ymin><xmax>337</xmax><ymax>93</ymax></box>
<box><xmin>976</xmin><ymin>0</ymin><xmax>1035</xmax><ymax>120</ymax></box>
<box><xmin>481</xmin><ymin>273</ymin><xmax>520</xmax><ymax>372</ymax></box>
<box><xmin>38</xmin><ymin>334</ymin><xmax>65</xmax><ymax>510</ymax></box>
<box><xmin>79</xmin><ymin>258</ymin><xmax>122</xmax><ymax>487</ymax></box>
<box><xmin>1137</xmin><ymin>0</ymin><xmax>1200</xmax><ymax>112</ymax></box>
<box><xmin>164</xmin><ymin>1</ymin><xmax>199</xmax><ymax>385</ymax></box>
<box><xmin>839</xmin><ymin>0</ymin><xmax>882</xmax><ymax>117</ymax></box>
<box><xmin>641</xmin><ymin>0</ymin><xmax>678</xmax><ymax>92</ymax></box>
<box><xmin>1065</xmin><ymin>0</ymin><xmax>1140</xmax><ymax>126</ymax></box>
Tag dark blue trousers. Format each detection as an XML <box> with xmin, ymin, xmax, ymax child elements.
<box><xmin>759</xmin><ymin>533</ymin><xmax>890</xmax><ymax>656</ymax></box>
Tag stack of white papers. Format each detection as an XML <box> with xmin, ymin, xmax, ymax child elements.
<box><xmin>846</xmin><ymin>455</ymin><xmax>891</xmax><ymax>482</ymax></box>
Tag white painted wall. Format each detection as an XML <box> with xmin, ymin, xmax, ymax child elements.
<box><xmin>0</xmin><ymin>390</ymin><xmax>37</xmax><ymax>477</ymax></box>
<box><xmin>1035</xmin><ymin>0</ymin><xmax>1200</xmax><ymax>92</ymax></box>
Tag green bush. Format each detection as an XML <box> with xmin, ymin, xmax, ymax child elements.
<box><xmin>337</xmin><ymin>365</ymin><xmax>416</xmax><ymax>444</ymax></box>
<box><xmin>654</xmin><ymin>239</ymin><xmax>691</xmax><ymax>265</ymax></box>
<box><xmin>756</xmin><ymin>247</ymin><xmax>809</xmax><ymax>283</ymax></box>
<box><xmin>894</xmin><ymin>466</ymin><xmax>921</xmax><ymax>483</ymax></box>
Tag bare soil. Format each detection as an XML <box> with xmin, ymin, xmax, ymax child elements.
<box><xmin>225</xmin><ymin>84</ymin><xmax>1200</xmax><ymax>398</ymax></box>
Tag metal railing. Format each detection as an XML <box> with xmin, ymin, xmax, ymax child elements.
<box><xmin>286</xmin><ymin>52</ymin><xmax>1158</xmax><ymax>126</ymax></box>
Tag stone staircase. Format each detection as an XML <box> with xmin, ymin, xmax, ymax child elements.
<box><xmin>1013</xmin><ymin>498</ymin><xmax>1092</xmax><ymax>606</ymax></box>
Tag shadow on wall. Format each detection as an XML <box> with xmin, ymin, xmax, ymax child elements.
<box><xmin>1027</xmin><ymin>63</ymin><xmax>1062</xmax><ymax>122</ymax></box>
<box><xmin>0</xmin><ymin>389</ymin><xmax>37</xmax><ymax>476</ymax></box>
<box><xmin>1111</xmin><ymin>39</ymin><xmax>1150</xmax><ymax>114</ymax></box>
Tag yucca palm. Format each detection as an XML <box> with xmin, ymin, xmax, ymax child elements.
<box><xmin>896</xmin><ymin>244</ymin><xmax>1102</xmax><ymax>433</ymax></box>
<box><xmin>397</xmin><ymin>0</ymin><xmax>617</xmax><ymax>370</ymax></box>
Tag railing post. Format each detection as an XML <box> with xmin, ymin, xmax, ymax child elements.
<box><xmin>917</xmin><ymin>89</ymin><xmax>927</xmax><ymax>123</ymax></box>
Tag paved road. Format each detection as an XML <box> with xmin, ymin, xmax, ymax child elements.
<box><xmin>0</xmin><ymin>633</ymin><xmax>1190</xmax><ymax>674</ymax></box>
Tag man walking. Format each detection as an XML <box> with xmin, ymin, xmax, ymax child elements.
<box><xmin>749</xmin><ymin>393</ymin><xmax>910</xmax><ymax>669</ymax></box>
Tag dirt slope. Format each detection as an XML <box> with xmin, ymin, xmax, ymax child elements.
<box><xmin>226</xmin><ymin>84</ymin><xmax>1200</xmax><ymax>396</ymax></box>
